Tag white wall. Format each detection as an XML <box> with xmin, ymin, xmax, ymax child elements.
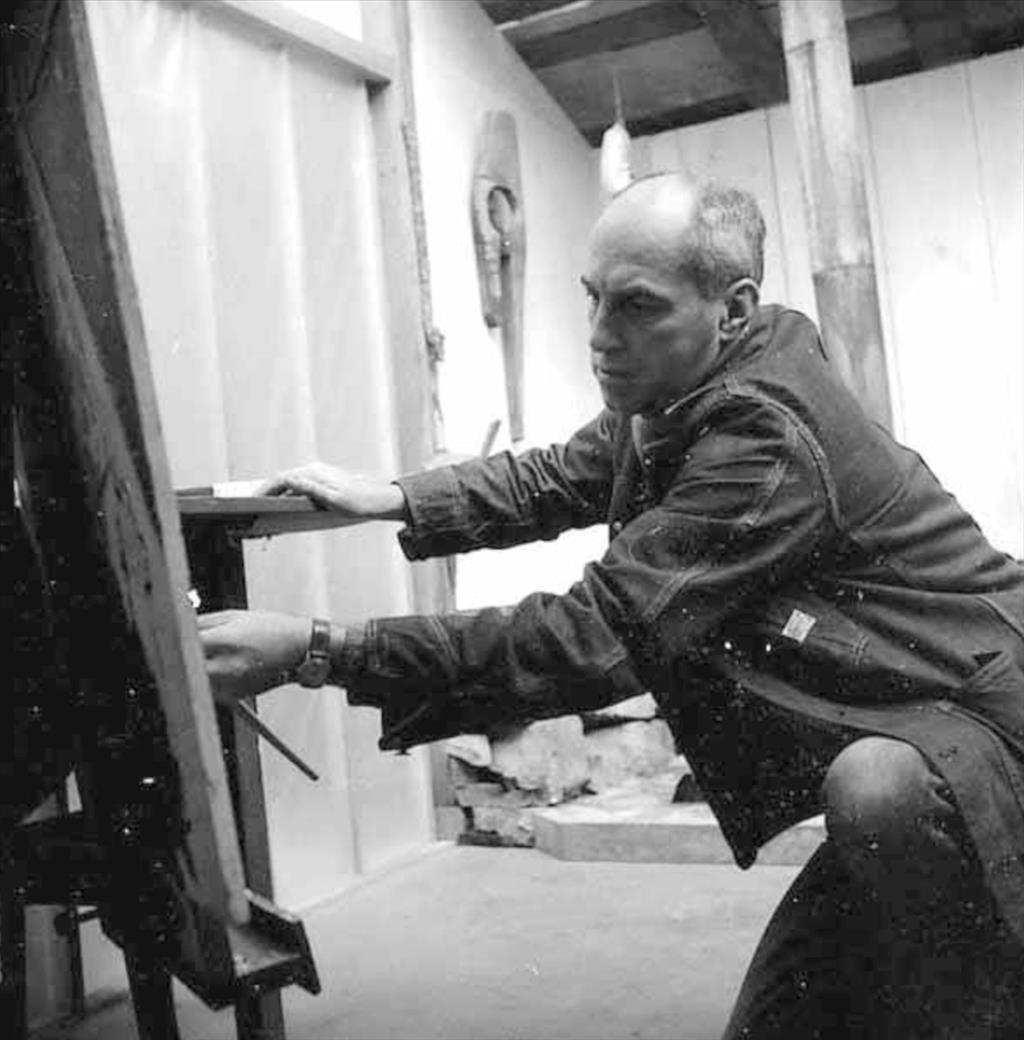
<box><xmin>87</xmin><ymin>0</ymin><xmax>433</xmax><ymax>911</ymax></box>
<box><xmin>409</xmin><ymin>0</ymin><xmax>606</xmax><ymax>609</ymax></box>
<box><xmin>85</xmin><ymin>0</ymin><xmax>604</xmax><ymax>919</ymax></box>
<box><xmin>632</xmin><ymin>50</ymin><xmax>1024</xmax><ymax>558</ymax></box>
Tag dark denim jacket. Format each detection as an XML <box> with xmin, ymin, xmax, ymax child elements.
<box><xmin>343</xmin><ymin>306</ymin><xmax>1024</xmax><ymax>939</ymax></box>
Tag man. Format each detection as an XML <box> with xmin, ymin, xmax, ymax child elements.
<box><xmin>201</xmin><ymin>174</ymin><xmax>1024</xmax><ymax>1037</ymax></box>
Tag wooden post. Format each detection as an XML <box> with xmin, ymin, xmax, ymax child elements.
<box><xmin>359</xmin><ymin>0</ymin><xmax>457</xmax><ymax>816</ymax></box>
<box><xmin>779</xmin><ymin>0</ymin><xmax>893</xmax><ymax>430</ymax></box>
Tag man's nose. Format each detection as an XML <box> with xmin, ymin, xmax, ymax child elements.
<box><xmin>589</xmin><ymin>308</ymin><xmax>622</xmax><ymax>356</ymax></box>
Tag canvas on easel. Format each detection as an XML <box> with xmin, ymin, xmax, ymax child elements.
<box><xmin>2</xmin><ymin>1</ymin><xmax>317</xmax><ymax>1034</ymax></box>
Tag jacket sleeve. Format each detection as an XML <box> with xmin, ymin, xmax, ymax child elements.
<box><xmin>345</xmin><ymin>396</ymin><xmax>835</xmax><ymax>751</ymax></box>
<box><xmin>394</xmin><ymin>410</ymin><xmax>618</xmax><ymax>559</ymax></box>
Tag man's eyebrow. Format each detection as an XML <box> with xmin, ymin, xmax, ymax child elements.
<box><xmin>579</xmin><ymin>276</ymin><xmax>666</xmax><ymax>299</ymax></box>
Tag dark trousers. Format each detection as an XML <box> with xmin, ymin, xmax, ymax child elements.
<box><xmin>723</xmin><ymin>738</ymin><xmax>1024</xmax><ymax>1039</ymax></box>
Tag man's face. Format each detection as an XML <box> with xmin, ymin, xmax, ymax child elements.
<box><xmin>582</xmin><ymin>186</ymin><xmax>724</xmax><ymax>416</ymax></box>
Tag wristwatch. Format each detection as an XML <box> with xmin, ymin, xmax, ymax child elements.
<box><xmin>295</xmin><ymin>618</ymin><xmax>332</xmax><ymax>688</ymax></box>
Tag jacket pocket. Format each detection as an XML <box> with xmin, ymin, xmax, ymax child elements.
<box><xmin>958</xmin><ymin>651</ymin><xmax>1024</xmax><ymax>755</ymax></box>
<box><xmin>757</xmin><ymin>594</ymin><xmax>870</xmax><ymax>672</ymax></box>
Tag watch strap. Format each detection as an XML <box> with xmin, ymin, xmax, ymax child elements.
<box><xmin>296</xmin><ymin>617</ymin><xmax>332</xmax><ymax>688</ymax></box>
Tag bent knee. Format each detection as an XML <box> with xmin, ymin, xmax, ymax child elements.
<box><xmin>823</xmin><ymin>737</ymin><xmax>939</xmax><ymax>848</ymax></box>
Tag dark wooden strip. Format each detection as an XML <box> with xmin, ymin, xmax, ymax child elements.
<box><xmin>579</xmin><ymin>92</ymin><xmax>757</xmax><ymax>146</ymax></box>
<box><xmin>898</xmin><ymin>0</ymin><xmax>974</xmax><ymax>68</ymax></box>
<box><xmin>479</xmin><ymin>0</ymin><xmax>577</xmax><ymax>27</ymax></box>
<box><xmin>516</xmin><ymin>1</ymin><xmax>704</xmax><ymax>68</ymax></box>
<box><xmin>505</xmin><ymin>0</ymin><xmax>666</xmax><ymax>44</ymax></box>
<box><xmin>695</xmin><ymin>0</ymin><xmax>787</xmax><ymax>107</ymax></box>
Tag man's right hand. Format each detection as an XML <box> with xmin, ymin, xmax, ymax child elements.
<box><xmin>256</xmin><ymin>462</ymin><xmax>408</xmax><ymax>521</ymax></box>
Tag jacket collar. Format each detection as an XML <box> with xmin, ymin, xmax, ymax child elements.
<box><xmin>634</xmin><ymin>305</ymin><xmax>780</xmax><ymax>447</ymax></box>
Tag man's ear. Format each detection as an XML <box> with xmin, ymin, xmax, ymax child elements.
<box><xmin>719</xmin><ymin>278</ymin><xmax>759</xmax><ymax>343</ymax></box>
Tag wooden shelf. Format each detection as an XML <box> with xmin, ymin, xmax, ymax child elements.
<box><xmin>177</xmin><ymin>495</ymin><xmax>371</xmax><ymax>539</ymax></box>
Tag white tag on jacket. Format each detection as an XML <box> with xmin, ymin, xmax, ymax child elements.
<box><xmin>782</xmin><ymin>609</ymin><xmax>817</xmax><ymax>644</ymax></box>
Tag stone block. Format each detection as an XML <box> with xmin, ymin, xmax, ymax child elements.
<box><xmin>465</xmin><ymin>805</ymin><xmax>536</xmax><ymax>847</ymax></box>
<box><xmin>488</xmin><ymin>716</ymin><xmax>591</xmax><ymax>803</ymax></box>
<box><xmin>583</xmin><ymin>719</ymin><xmax>677</xmax><ymax>792</ymax></box>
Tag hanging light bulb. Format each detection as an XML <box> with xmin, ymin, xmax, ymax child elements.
<box><xmin>600</xmin><ymin>68</ymin><xmax>632</xmax><ymax>198</ymax></box>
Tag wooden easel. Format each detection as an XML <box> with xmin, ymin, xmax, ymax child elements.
<box><xmin>2</xmin><ymin>2</ymin><xmax>319</xmax><ymax>1035</ymax></box>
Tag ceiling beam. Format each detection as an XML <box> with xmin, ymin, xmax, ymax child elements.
<box><xmin>478</xmin><ymin>0</ymin><xmax>578</xmax><ymax>27</ymax></box>
<box><xmin>512</xmin><ymin>1</ymin><xmax>704</xmax><ymax>69</ymax></box>
<box><xmin>694</xmin><ymin>0</ymin><xmax>787</xmax><ymax>108</ymax></box>
<box><xmin>503</xmin><ymin>0</ymin><xmax>665</xmax><ymax>44</ymax></box>
<box><xmin>898</xmin><ymin>0</ymin><xmax>974</xmax><ymax>67</ymax></box>
<box><xmin>580</xmin><ymin>91</ymin><xmax>756</xmax><ymax>145</ymax></box>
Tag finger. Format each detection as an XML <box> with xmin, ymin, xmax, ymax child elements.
<box><xmin>276</xmin><ymin>473</ymin><xmax>335</xmax><ymax>508</ymax></box>
<box><xmin>257</xmin><ymin>461</ymin><xmax>329</xmax><ymax>495</ymax></box>
<box><xmin>255</xmin><ymin>473</ymin><xmax>294</xmax><ymax>496</ymax></box>
<box><xmin>196</xmin><ymin>610</ymin><xmax>240</xmax><ymax>629</ymax></box>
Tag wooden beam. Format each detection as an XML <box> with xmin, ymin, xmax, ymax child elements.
<box><xmin>196</xmin><ymin>0</ymin><xmax>394</xmax><ymax>84</ymax></box>
<box><xmin>694</xmin><ymin>0</ymin><xmax>788</xmax><ymax>108</ymax></box>
<box><xmin>898</xmin><ymin>0</ymin><xmax>974</xmax><ymax>67</ymax></box>
<box><xmin>479</xmin><ymin>0</ymin><xmax>577</xmax><ymax>27</ymax></box>
<box><xmin>361</xmin><ymin>0</ymin><xmax>449</xmax><ymax>478</ymax></box>
<box><xmin>513</xmin><ymin>1</ymin><xmax>703</xmax><ymax>68</ymax></box>
<box><xmin>780</xmin><ymin>0</ymin><xmax>893</xmax><ymax>430</ymax></box>
<box><xmin>503</xmin><ymin>0</ymin><xmax>664</xmax><ymax>44</ymax></box>
<box><xmin>967</xmin><ymin>0</ymin><xmax>1024</xmax><ymax>34</ymax></box>
<box><xmin>534</xmin><ymin>27</ymin><xmax>742</xmax><ymax>138</ymax></box>
<box><xmin>581</xmin><ymin>90</ymin><xmax>756</xmax><ymax>145</ymax></box>
<box><xmin>360</xmin><ymin>0</ymin><xmax>456</xmax><ymax>818</ymax></box>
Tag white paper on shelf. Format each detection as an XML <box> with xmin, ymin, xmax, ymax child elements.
<box><xmin>211</xmin><ymin>479</ymin><xmax>266</xmax><ymax>498</ymax></box>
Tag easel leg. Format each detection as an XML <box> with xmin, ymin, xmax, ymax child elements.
<box><xmin>235</xmin><ymin>990</ymin><xmax>286</xmax><ymax>1040</ymax></box>
<box><xmin>124</xmin><ymin>948</ymin><xmax>181</xmax><ymax>1040</ymax></box>
<box><xmin>0</xmin><ymin>886</ymin><xmax>27</xmax><ymax>1039</ymax></box>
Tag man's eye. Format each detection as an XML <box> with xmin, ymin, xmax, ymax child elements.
<box><xmin>622</xmin><ymin>296</ymin><xmax>659</xmax><ymax>317</ymax></box>
<box><xmin>584</xmin><ymin>290</ymin><xmax>599</xmax><ymax>316</ymax></box>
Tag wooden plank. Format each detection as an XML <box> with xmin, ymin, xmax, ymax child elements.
<box><xmin>898</xmin><ymin>0</ymin><xmax>974</xmax><ymax>67</ymax></box>
<box><xmin>967</xmin><ymin>0</ymin><xmax>1024</xmax><ymax>39</ymax></box>
<box><xmin>361</xmin><ymin>0</ymin><xmax>453</xmax><ymax>610</ymax></box>
<box><xmin>179</xmin><ymin>494</ymin><xmax>367</xmax><ymax>538</ymax></box>
<box><xmin>764</xmin><ymin>106</ymin><xmax>821</xmax><ymax>328</ymax></box>
<box><xmin>535</xmin><ymin>28</ymin><xmax>745</xmax><ymax>140</ymax></box>
<box><xmin>361</xmin><ymin>0</ymin><xmax>456</xmax><ymax>817</ymax></box>
<box><xmin>478</xmin><ymin>0</ymin><xmax>576</xmax><ymax>27</ymax></box>
<box><xmin>12</xmin><ymin>0</ymin><xmax>248</xmax><ymax>925</ymax></box>
<box><xmin>180</xmin><ymin>521</ymin><xmax>287</xmax><ymax>1037</ymax></box>
<box><xmin>195</xmin><ymin>0</ymin><xmax>394</xmax><ymax>85</ymax></box>
<box><xmin>779</xmin><ymin>0</ymin><xmax>892</xmax><ymax>429</ymax></box>
<box><xmin>503</xmin><ymin>0</ymin><xmax>665</xmax><ymax>44</ymax></box>
<box><xmin>696</xmin><ymin>0</ymin><xmax>788</xmax><ymax>108</ymax></box>
<box><xmin>512</xmin><ymin>1</ymin><xmax>703</xmax><ymax>69</ymax></box>
<box><xmin>597</xmin><ymin>91</ymin><xmax>756</xmax><ymax>144</ymax></box>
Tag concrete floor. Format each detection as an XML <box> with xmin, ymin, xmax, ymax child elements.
<box><xmin>38</xmin><ymin>844</ymin><xmax>801</xmax><ymax>1040</ymax></box>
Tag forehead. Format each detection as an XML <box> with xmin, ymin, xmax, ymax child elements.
<box><xmin>585</xmin><ymin>181</ymin><xmax>698</xmax><ymax>287</ymax></box>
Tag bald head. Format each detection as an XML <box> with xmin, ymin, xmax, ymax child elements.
<box><xmin>582</xmin><ymin>173</ymin><xmax>765</xmax><ymax>414</ymax></box>
<box><xmin>591</xmin><ymin>173</ymin><xmax>766</xmax><ymax>300</ymax></box>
